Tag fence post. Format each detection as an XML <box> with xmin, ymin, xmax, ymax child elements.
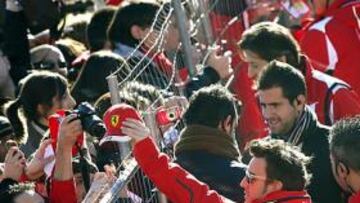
<box><xmin>107</xmin><ymin>75</ymin><xmax>121</xmax><ymax>105</ymax></box>
<box><xmin>106</xmin><ymin>75</ymin><xmax>132</xmax><ymax>161</ymax></box>
<box><xmin>198</xmin><ymin>0</ymin><xmax>213</xmax><ymax>45</ymax></box>
<box><xmin>172</xmin><ymin>0</ymin><xmax>195</xmax><ymax>78</ymax></box>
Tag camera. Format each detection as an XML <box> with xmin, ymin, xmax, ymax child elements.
<box><xmin>49</xmin><ymin>110</ymin><xmax>83</xmax><ymax>156</ymax></box>
<box><xmin>48</xmin><ymin>102</ymin><xmax>106</xmax><ymax>155</ymax></box>
<box><xmin>156</xmin><ymin>106</ymin><xmax>182</xmax><ymax>126</ymax></box>
<box><xmin>72</xmin><ymin>102</ymin><xmax>106</xmax><ymax>139</ymax></box>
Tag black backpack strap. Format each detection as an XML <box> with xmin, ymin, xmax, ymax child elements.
<box><xmin>324</xmin><ymin>82</ymin><xmax>350</xmax><ymax>125</ymax></box>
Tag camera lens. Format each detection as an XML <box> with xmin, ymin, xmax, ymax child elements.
<box><xmin>168</xmin><ymin>112</ymin><xmax>175</xmax><ymax>120</ymax></box>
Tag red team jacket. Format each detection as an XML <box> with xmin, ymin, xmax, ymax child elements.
<box><xmin>303</xmin><ymin>57</ymin><xmax>360</xmax><ymax>125</ymax></box>
<box><xmin>134</xmin><ymin>137</ymin><xmax>312</xmax><ymax>203</ymax></box>
<box><xmin>300</xmin><ymin>0</ymin><xmax>360</xmax><ymax>96</ymax></box>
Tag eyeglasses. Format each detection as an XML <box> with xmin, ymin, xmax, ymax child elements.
<box><xmin>245</xmin><ymin>170</ymin><xmax>268</xmax><ymax>184</ymax></box>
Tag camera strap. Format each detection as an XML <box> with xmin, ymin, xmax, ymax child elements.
<box><xmin>77</xmin><ymin>144</ymin><xmax>91</xmax><ymax>192</ymax></box>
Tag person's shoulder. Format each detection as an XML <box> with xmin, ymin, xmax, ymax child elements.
<box><xmin>176</xmin><ymin>151</ymin><xmax>243</xmax><ymax>170</ymax></box>
<box><xmin>312</xmin><ymin>122</ymin><xmax>331</xmax><ymax>139</ymax></box>
<box><xmin>303</xmin><ymin>122</ymin><xmax>330</xmax><ymax>147</ymax></box>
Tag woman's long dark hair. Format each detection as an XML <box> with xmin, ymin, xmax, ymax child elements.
<box><xmin>5</xmin><ymin>71</ymin><xmax>68</xmax><ymax>143</ymax></box>
<box><xmin>71</xmin><ymin>51</ymin><xmax>129</xmax><ymax>104</ymax></box>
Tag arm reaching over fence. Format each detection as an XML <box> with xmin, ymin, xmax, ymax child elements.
<box><xmin>121</xmin><ymin>118</ymin><xmax>232</xmax><ymax>203</ymax></box>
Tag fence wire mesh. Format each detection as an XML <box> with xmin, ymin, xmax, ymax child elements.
<box><xmin>89</xmin><ymin>1</ymin><xmax>244</xmax><ymax>202</ymax></box>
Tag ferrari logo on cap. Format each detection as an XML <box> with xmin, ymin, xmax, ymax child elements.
<box><xmin>111</xmin><ymin>115</ymin><xmax>119</xmax><ymax>127</ymax></box>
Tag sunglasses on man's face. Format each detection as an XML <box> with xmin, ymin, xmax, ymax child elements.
<box><xmin>245</xmin><ymin>170</ymin><xmax>268</xmax><ymax>184</ymax></box>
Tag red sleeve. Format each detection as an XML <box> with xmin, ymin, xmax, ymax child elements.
<box><xmin>332</xmin><ymin>88</ymin><xmax>360</xmax><ymax>122</ymax></box>
<box><xmin>133</xmin><ymin>137</ymin><xmax>230</xmax><ymax>203</ymax></box>
<box><xmin>231</xmin><ymin>67</ymin><xmax>268</xmax><ymax>149</ymax></box>
<box><xmin>300</xmin><ymin>30</ymin><xmax>329</xmax><ymax>72</ymax></box>
<box><xmin>50</xmin><ymin>179</ymin><xmax>77</xmax><ymax>203</ymax></box>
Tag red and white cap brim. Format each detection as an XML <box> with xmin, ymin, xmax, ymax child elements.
<box><xmin>99</xmin><ymin>135</ymin><xmax>131</xmax><ymax>145</ymax></box>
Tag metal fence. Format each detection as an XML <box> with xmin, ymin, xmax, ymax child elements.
<box><xmin>88</xmin><ymin>0</ymin><xmax>238</xmax><ymax>202</ymax></box>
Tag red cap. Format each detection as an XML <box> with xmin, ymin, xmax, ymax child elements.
<box><xmin>100</xmin><ymin>103</ymin><xmax>141</xmax><ymax>145</ymax></box>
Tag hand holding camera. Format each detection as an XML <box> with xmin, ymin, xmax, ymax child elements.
<box><xmin>53</xmin><ymin>114</ymin><xmax>83</xmax><ymax>181</ymax></box>
<box><xmin>57</xmin><ymin>114</ymin><xmax>83</xmax><ymax>152</ymax></box>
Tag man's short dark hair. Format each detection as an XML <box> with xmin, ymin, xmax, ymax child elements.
<box><xmin>87</xmin><ymin>7</ymin><xmax>116</xmax><ymax>52</ymax></box>
<box><xmin>0</xmin><ymin>180</ymin><xmax>35</xmax><ymax>203</ymax></box>
<box><xmin>107</xmin><ymin>2</ymin><xmax>160</xmax><ymax>47</ymax></box>
<box><xmin>184</xmin><ymin>84</ymin><xmax>240</xmax><ymax>128</ymax></box>
<box><xmin>330</xmin><ymin>116</ymin><xmax>360</xmax><ymax>172</ymax></box>
<box><xmin>258</xmin><ymin>60</ymin><xmax>307</xmax><ymax>102</ymax></box>
<box><xmin>250</xmin><ymin>138</ymin><xmax>311</xmax><ymax>191</ymax></box>
<box><xmin>239</xmin><ymin>22</ymin><xmax>301</xmax><ymax>68</ymax></box>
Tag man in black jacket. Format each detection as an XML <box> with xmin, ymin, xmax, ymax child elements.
<box><xmin>257</xmin><ymin>60</ymin><xmax>343</xmax><ymax>203</ymax></box>
<box><xmin>174</xmin><ymin>84</ymin><xmax>246</xmax><ymax>202</ymax></box>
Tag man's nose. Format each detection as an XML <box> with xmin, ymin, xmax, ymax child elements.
<box><xmin>240</xmin><ymin>176</ymin><xmax>248</xmax><ymax>188</ymax></box>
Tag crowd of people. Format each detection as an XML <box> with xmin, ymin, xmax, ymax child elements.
<box><xmin>0</xmin><ymin>0</ymin><xmax>360</xmax><ymax>202</ymax></box>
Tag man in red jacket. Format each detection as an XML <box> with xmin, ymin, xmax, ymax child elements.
<box><xmin>299</xmin><ymin>0</ymin><xmax>360</xmax><ymax>96</ymax></box>
<box><xmin>121</xmin><ymin>101</ymin><xmax>312</xmax><ymax>203</ymax></box>
<box><xmin>330</xmin><ymin>116</ymin><xmax>360</xmax><ymax>203</ymax></box>
<box><xmin>238</xmin><ymin>21</ymin><xmax>360</xmax><ymax>125</ymax></box>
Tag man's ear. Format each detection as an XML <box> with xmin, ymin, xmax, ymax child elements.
<box><xmin>337</xmin><ymin>162</ymin><xmax>350</xmax><ymax>177</ymax></box>
<box><xmin>217</xmin><ymin>115</ymin><xmax>232</xmax><ymax>131</ymax></box>
<box><xmin>130</xmin><ymin>25</ymin><xmax>146</xmax><ymax>40</ymax></box>
<box><xmin>224</xmin><ymin>115</ymin><xmax>232</xmax><ymax>127</ymax></box>
<box><xmin>220</xmin><ymin>115</ymin><xmax>233</xmax><ymax>135</ymax></box>
<box><xmin>267</xmin><ymin>180</ymin><xmax>283</xmax><ymax>193</ymax></box>
<box><xmin>294</xmin><ymin>94</ymin><xmax>306</xmax><ymax>111</ymax></box>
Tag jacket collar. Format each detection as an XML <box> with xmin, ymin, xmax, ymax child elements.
<box><xmin>253</xmin><ymin>190</ymin><xmax>311</xmax><ymax>203</ymax></box>
<box><xmin>349</xmin><ymin>190</ymin><xmax>360</xmax><ymax>203</ymax></box>
<box><xmin>175</xmin><ymin>125</ymin><xmax>240</xmax><ymax>160</ymax></box>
